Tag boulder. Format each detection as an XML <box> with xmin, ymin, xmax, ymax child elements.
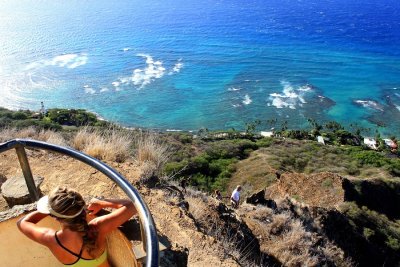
<box><xmin>1</xmin><ymin>176</ymin><xmax>43</xmax><ymax>207</ymax></box>
<box><xmin>246</xmin><ymin>189</ymin><xmax>277</xmax><ymax>209</ymax></box>
<box><xmin>246</xmin><ymin>189</ymin><xmax>266</xmax><ymax>205</ymax></box>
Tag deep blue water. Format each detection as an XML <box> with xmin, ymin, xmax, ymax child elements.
<box><xmin>0</xmin><ymin>0</ymin><xmax>399</xmax><ymax>134</ymax></box>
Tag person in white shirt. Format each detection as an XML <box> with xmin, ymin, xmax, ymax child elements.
<box><xmin>230</xmin><ymin>185</ymin><xmax>242</xmax><ymax>208</ymax></box>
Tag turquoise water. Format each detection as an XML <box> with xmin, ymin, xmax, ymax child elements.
<box><xmin>0</xmin><ymin>0</ymin><xmax>399</xmax><ymax>134</ymax></box>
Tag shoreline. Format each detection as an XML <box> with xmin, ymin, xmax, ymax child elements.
<box><xmin>0</xmin><ymin>106</ymin><xmax>398</xmax><ymax>140</ymax></box>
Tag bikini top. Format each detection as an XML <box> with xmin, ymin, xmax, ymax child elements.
<box><xmin>55</xmin><ymin>231</ymin><xmax>108</xmax><ymax>267</ymax></box>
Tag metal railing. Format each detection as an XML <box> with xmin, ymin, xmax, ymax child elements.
<box><xmin>0</xmin><ymin>139</ymin><xmax>159</xmax><ymax>267</ymax></box>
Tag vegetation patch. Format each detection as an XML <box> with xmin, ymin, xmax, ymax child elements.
<box><xmin>341</xmin><ymin>202</ymin><xmax>400</xmax><ymax>263</ymax></box>
<box><xmin>164</xmin><ymin>139</ymin><xmax>259</xmax><ymax>192</ymax></box>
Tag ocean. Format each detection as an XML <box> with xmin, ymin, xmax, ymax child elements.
<box><xmin>0</xmin><ymin>0</ymin><xmax>399</xmax><ymax>135</ymax></box>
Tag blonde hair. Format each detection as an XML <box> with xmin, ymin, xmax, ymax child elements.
<box><xmin>49</xmin><ymin>187</ymin><xmax>98</xmax><ymax>257</ymax></box>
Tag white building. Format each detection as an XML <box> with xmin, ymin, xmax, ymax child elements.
<box><xmin>364</xmin><ymin>137</ymin><xmax>377</xmax><ymax>150</ymax></box>
<box><xmin>260</xmin><ymin>131</ymin><xmax>274</xmax><ymax>137</ymax></box>
<box><xmin>317</xmin><ymin>136</ymin><xmax>325</xmax><ymax>145</ymax></box>
<box><xmin>383</xmin><ymin>139</ymin><xmax>398</xmax><ymax>149</ymax></box>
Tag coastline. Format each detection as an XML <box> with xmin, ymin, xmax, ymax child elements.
<box><xmin>1</xmin><ymin>105</ymin><xmax>399</xmax><ymax>141</ymax></box>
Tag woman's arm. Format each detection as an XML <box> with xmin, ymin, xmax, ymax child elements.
<box><xmin>17</xmin><ymin>211</ymin><xmax>54</xmax><ymax>246</ymax></box>
<box><xmin>88</xmin><ymin>198</ymin><xmax>137</xmax><ymax>235</ymax></box>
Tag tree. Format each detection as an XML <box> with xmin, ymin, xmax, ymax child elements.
<box><xmin>266</xmin><ymin>118</ymin><xmax>278</xmax><ymax>129</ymax></box>
<box><xmin>245</xmin><ymin>119</ymin><xmax>261</xmax><ymax>137</ymax></box>
<box><xmin>307</xmin><ymin>118</ymin><xmax>323</xmax><ymax>136</ymax></box>
<box><xmin>325</xmin><ymin>121</ymin><xmax>344</xmax><ymax>132</ymax></box>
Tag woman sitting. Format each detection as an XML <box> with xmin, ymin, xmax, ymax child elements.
<box><xmin>17</xmin><ymin>187</ymin><xmax>136</xmax><ymax>267</ymax></box>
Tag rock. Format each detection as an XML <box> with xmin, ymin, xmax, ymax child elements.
<box><xmin>0</xmin><ymin>203</ymin><xmax>36</xmax><ymax>222</ymax></box>
<box><xmin>1</xmin><ymin>176</ymin><xmax>43</xmax><ymax>207</ymax></box>
<box><xmin>246</xmin><ymin>189</ymin><xmax>277</xmax><ymax>209</ymax></box>
<box><xmin>246</xmin><ymin>189</ymin><xmax>267</xmax><ymax>205</ymax></box>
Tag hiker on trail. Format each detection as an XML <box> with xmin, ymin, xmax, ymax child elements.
<box><xmin>17</xmin><ymin>187</ymin><xmax>136</xmax><ymax>267</ymax></box>
<box><xmin>214</xmin><ymin>190</ymin><xmax>223</xmax><ymax>201</ymax></box>
<box><xmin>230</xmin><ymin>185</ymin><xmax>242</xmax><ymax>208</ymax></box>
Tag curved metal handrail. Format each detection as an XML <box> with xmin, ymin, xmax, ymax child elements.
<box><xmin>0</xmin><ymin>139</ymin><xmax>159</xmax><ymax>267</ymax></box>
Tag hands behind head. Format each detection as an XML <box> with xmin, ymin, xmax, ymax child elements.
<box><xmin>87</xmin><ymin>198</ymin><xmax>104</xmax><ymax>216</ymax></box>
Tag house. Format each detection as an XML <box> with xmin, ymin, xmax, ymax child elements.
<box><xmin>383</xmin><ymin>139</ymin><xmax>398</xmax><ymax>150</ymax></box>
<box><xmin>317</xmin><ymin>136</ymin><xmax>325</xmax><ymax>145</ymax></box>
<box><xmin>364</xmin><ymin>137</ymin><xmax>377</xmax><ymax>150</ymax></box>
<box><xmin>260</xmin><ymin>131</ymin><xmax>274</xmax><ymax>138</ymax></box>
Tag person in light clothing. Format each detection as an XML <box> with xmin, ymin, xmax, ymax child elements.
<box><xmin>230</xmin><ymin>185</ymin><xmax>242</xmax><ymax>208</ymax></box>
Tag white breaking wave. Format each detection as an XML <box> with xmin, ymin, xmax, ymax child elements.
<box><xmin>100</xmin><ymin>87</ymin><xmax>109</xmax><ymax>93</ymax></box>
<box><xmin>122</xmin><ymin>47</ymin><xmax>131</xmax><ymax>52</ymax></box>
<box><xmin>228</xmin><ymin>87</ymin><xmax>241</xmax><ymax>91</ymax></box>
<box><xmin>25</xmin><ymin>53</ymin><xmax>88</xmax><ymax>70</ymax></box>
<box><xmin>268</xmin><ymin>81</ymin><xmax>311</xmax><ymax>109</ymax></box>
<box><xmin>242</xmin><ymin>94</ymin><xmax>252</xmax><ymax>105</ymax></box>
<box><xmin>354</xmin><ymin>100</ymin><xmax>384</xmax><ymax>111</ymax></box>
<box><xmin>169</xmin><ymin>59</ymin><xmax>183</xmax><ymax>75</ymax></box>
<box><xmin>131</xmin><ymin>54</ymin><xmax>166</xmax><ymax>88</ymax></box>
<box><xmin>112</xmin><ymin>54</ymin><xmax>183</xmax><ymax>89</ymax></box>
<box><xmin>173</xmin><ymin>62</ymin><xmax>183</xmax><ymax>72</ymax></box>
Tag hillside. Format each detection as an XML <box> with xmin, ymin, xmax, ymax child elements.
<box><xmin>4</xmin><ymin>145</ymin><xmax>398</xmax><ymax>266</ymax></box>
<box><xmin>0</xmin><ymin>116</ymin><xmax>399</xmax><ymax>266</ymax></box>
<box><xmin>0</xmin><ymin>147</ymin><xmax>353</xmax><ymax>266</ymax></box>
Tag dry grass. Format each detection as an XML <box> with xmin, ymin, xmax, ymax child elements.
<box><xmin>37</xmin><ymin>129</ymin><xmax>66</xmax><ymax>146</ymax></box>
<box><xmin>186</xmin><ymin>194</ymin><xmax>268</xmax><ymax>266</ymax></box>
<box><xmin>0</xmin><ymin>127</ymin><xmax>66</xmax><ymax>145</ymax></box>
<box><xmin>268</xmin><ymin>219</ymin><xmax>318</xmax><ymax>266</ymax></box>
<box><xmin>135</xmin><ymin>132</ymin><xmax>171</xmax><ymax>181</ymax></box>
<box><xmin>135</xmin><ymin>132</ymin><xmax>170</xmax><ymax>166</ymax></box>
<box><xmin>186</xmin><ymin>194</ymin><xmax>210</xmax><ymax>222</ymax></box>
<box><xmin>72</xmin><ymin>126</ymin><xmax>132</xmax><ymax>162</ymax></box>
<box><xmin>238</xmin><ymin>200</ymin><xmax>354</xmax><ymax>267</ymax></box>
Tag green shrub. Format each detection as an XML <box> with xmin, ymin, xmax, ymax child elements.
<box><xmin>352</xmin><ymin>150</ymin><xmax>387</xmax><ymax>167</ymax></box>
<box><xmin>205</xmin><ymin>139</ymin><xmax>258</xmax><ymax>159</ymax></box>
<box><xmin>0</xmin><ymin>109</ymin><xmax>13</xmax><ymax>119</ymax></box>
<box><xmin>322</xmin><ymin>178</ymin><xmax>333</xmax><ymax>188</ymax></box>
<box><xmin>11</xmin><ymin>111</ymin><xmax>29</xmax><ymax>120</ymax></box>
<box><xmin>342</xmin><ymin>203</ymin><xmax>400</xmax><ymax>255</ymax></box>
<box><xmin>363</xmin><ymin>227</ymin><xmax>375</xmax><ymax>240</ymax></box>
<box><xmin>191</xmin><ymin>155</ymin><xmax>210</xmax><ymax>173</ymax></box>
<box><xmin>256</xmin><ymin>137</ymin><xmax>274</xmax><ymax>147</ymax></box>
<box><xmin>47</xmin><ymin>108</ymin><xmax>98</xmax><ymax>126</ymax></box>
<box><xmin>0</xmin><ymin>117</ymin><xmax>12</xmax><ymax>127</ymax></box>
<box><xmin>282</xmin><ymin>130</ymin><xmax>310</xmax><ymax>139</ymax></box>
<box><xmin>294</xmin><ymin>158</ymin><xmax>309</xmax><ymax>172</ymax></box>
<box><xmin>164</xmin><ymin>160</ymin><xmax>188</xmax><ymax>175</ymax></box>
<box><xmin>387</xmin><ymin>160</ymin><xmax>400</xmax><ymax>177</ymax></box>
<box><xmin>191</xmin><ymin>173</ymin><xmax>212</xmax><ymax>191</ymax></box>
<box><xmin>386</xmin><ymin>236</ymin><xmax>400</xmax><ymax>251</ymax></box>
<box><xmin>346</xmin><ymin>162</ymin><xmax>361</xmax><ymax>175</ymax></box>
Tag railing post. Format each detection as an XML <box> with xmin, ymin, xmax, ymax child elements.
<box><xmin>15</xmin><ymin>145</ymin><xmax>40</xmax><ymax>201</ymax></box>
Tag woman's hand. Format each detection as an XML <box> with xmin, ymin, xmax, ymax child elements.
<box><xmin>87</xmin><ymin>198</ymin><xmax>105</xmax><ymax>215</ymax></box>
